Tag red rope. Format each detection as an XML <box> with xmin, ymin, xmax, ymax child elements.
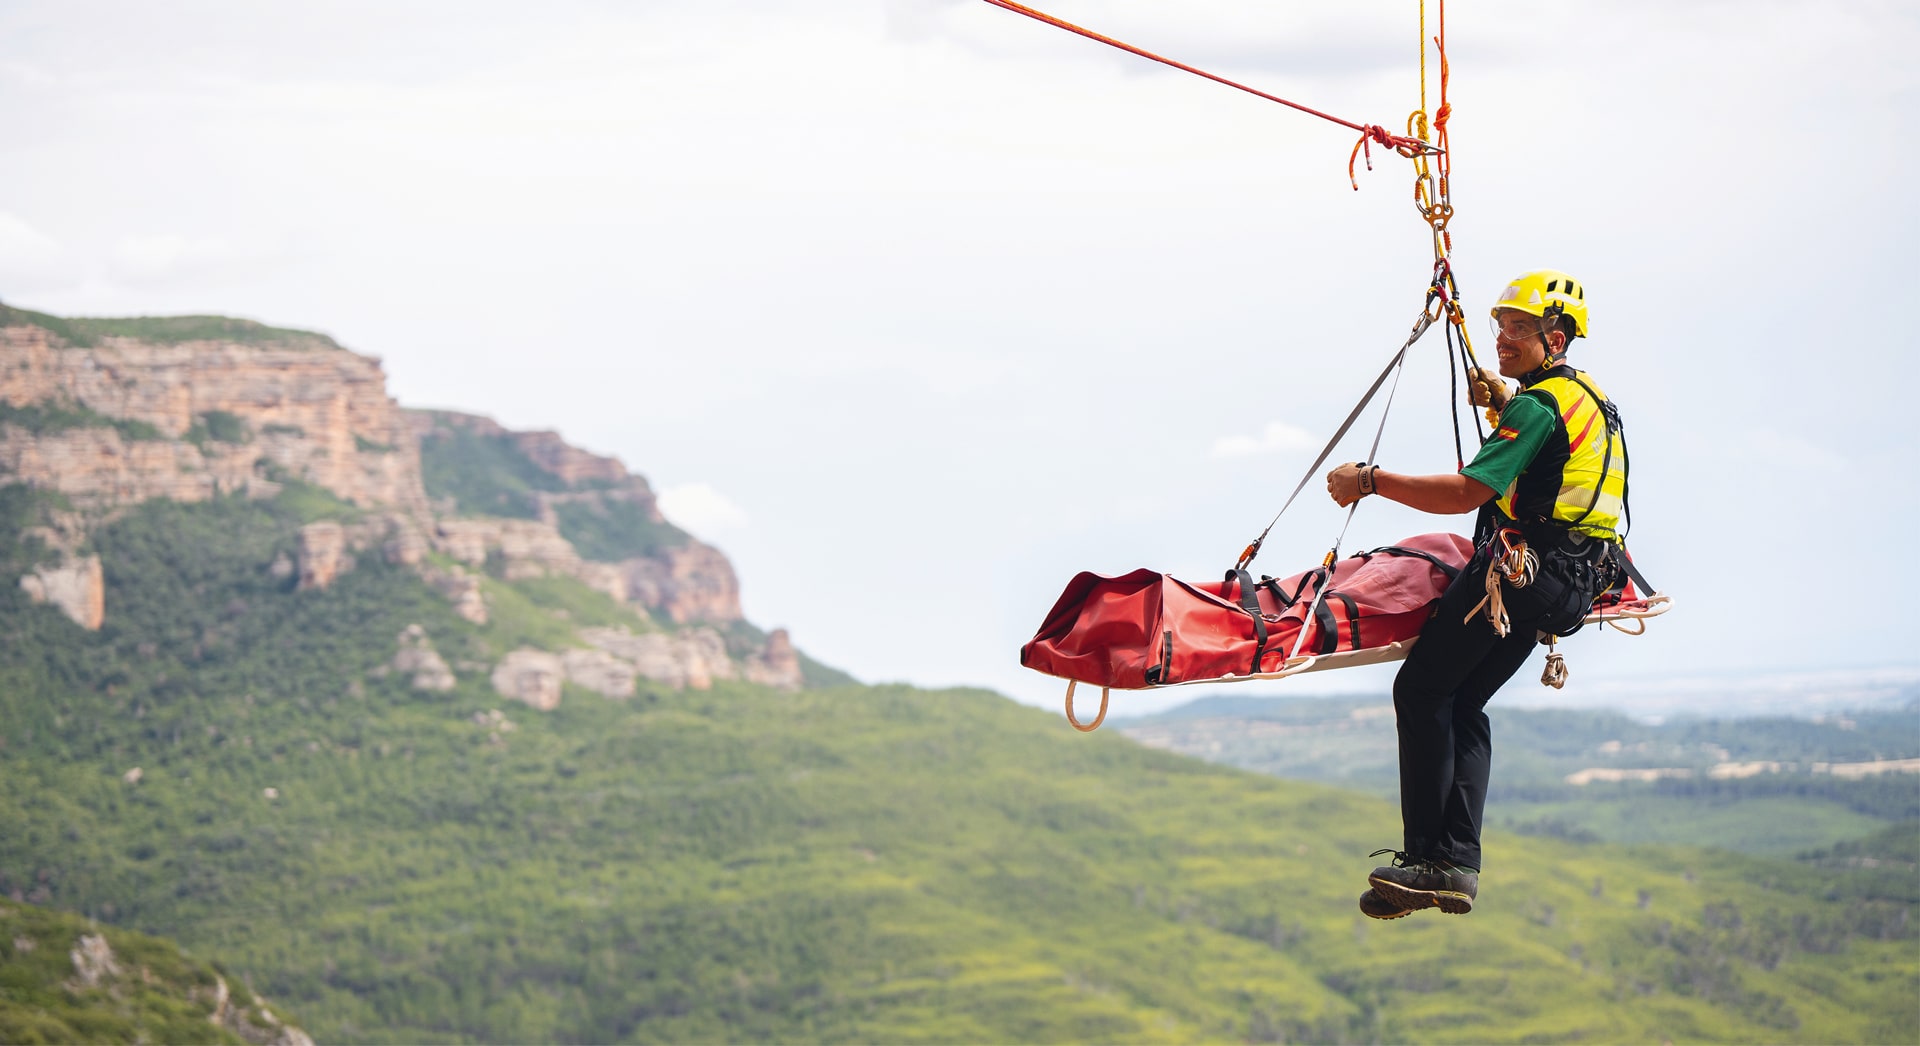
<box><xmin>979</xmin><ymin>0</ymin><xmax>1432</xmax><ymax>189</ymax></box>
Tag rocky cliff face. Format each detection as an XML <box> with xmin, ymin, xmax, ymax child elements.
<box><xmin>0</xmin><ymin>307</ymin><xmax>808</xmax><ymax>690</ymax></box>
<box><xmin>0</xmin><ymin>322</ymin><xmax>430</xmax><ymax>517</ymax></box>
<box><xmin>409</xmin><ymin>408</ymin><xmax>746</xmax><ymax>629</ymax></box>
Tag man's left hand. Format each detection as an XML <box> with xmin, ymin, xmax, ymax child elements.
<box><xmin>1327</xmin><ymin>462</ymin><xmax>1369</xmax><ymax>507</ymax></box>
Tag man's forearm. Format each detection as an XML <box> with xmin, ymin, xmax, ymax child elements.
<box><xmin>1372</xmin><ymin>470</ymin><xmax>1496</xmax><ymax>515</ymax></box>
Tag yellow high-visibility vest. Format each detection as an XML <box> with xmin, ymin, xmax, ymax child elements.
<box><xmin>1493</xmin><ymin>370</ymin><xmax>1627</xmax><ymax>540</ymax></box>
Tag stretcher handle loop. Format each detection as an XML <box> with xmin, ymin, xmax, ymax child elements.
<box><xmin>1063</xmin><ymin>680</ymin><xmax>1110</xmax><ymax>732</ymax></box>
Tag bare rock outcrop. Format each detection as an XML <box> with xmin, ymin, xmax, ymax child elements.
<box><xmin>437</xmin><ymin>518</ymin><xmax>582</xmax><ymax>580</ymax></box>
<box><xmin>69</xmin><ymin>933</ymin><xmax>120</xmax><ymax>988</ymax></box>
<box><xmin>20</xmin><ymin>554</ymin><xmax>104</xmax><ymax>630</ymax></box>
<box><xmin>491</xmin><ymin>649</ymin><xmax>564</xmax><ymax>710</ymax></box>
<box><xmin>742</xmin><ymin>628</ymin><xmax>804</xmax><ymax>691</ymax></box>
<box><xmin>623</xmin><ymin>542</ymin><xmax>741</xmax><ymax>624</ymax></box>
<box><xmin>391</xmin><ymin>624</ymin><xmax>456</xmax><ymax>691</ymax></box>
<box><xmin>580</xmin><ymin>625</ymin><xmax>735</xmax><ymax>690</ymax></box>
<box><xmin>0</xmin><ymin>323</ymin><xmax>431</xmax><ymax>518</ymax></box>
<box><xmin>0</xmin><ymin>426</ymin><xmax>270</xmax><ymax>509</ymax></box>
<box><xmin>511</xmin><ymin>429</ymin><xmax>632</xmax><ymax>487</ymax></box>
<box><xmin>422</xmin><ymin>564</ymin><xmax>489</xmax><ymax>625</ymax></box>
<box><xmin>561</xmin><ymin>648</ymin><xmax>637</xmax><ymax>698</ymax></box>
<box><xmin>295</xmin><ymin>522</ymin><xmax>348</xmax><ymax>591</ymax></box>
<box><xmin>406</xmin><ymin>409</ymin><xmax>632</xmax><ymax>488</ymax></box>
<box><xmin>207</xmin><ymin>974</ymin><xmax>316</xmax><ymax>1046</ymax></box>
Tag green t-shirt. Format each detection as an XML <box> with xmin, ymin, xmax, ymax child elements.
<box><xmin>1459</xmin><ymin>393</ymin><xmax>1557</xmax><ymax>497</ymax></box>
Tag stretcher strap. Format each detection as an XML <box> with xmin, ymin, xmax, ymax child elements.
<box><xmin>1226</xmin><ymin>568</ymin><xmax>1269</xmax><ymax>674</ymax></box>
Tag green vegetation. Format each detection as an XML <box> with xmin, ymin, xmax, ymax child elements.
<box><xmin>265</xmin><ymin>474</ymin><xmax>366</xmax><ymax>524</ymax></box>
<box><xmin>185</xmin><ymin>410</ymin><xmax>251</xmax><ymax>449</ymax></box>
<box><xmin>0</xmin><ymin>303</ymin><xmax>338</xmax><ymax>349</ymax></box>
<box><xmin>0</xmin><ymin>492</ymin><xmax>1913</xmax><ymax>1043</ymax></box>
<box><xmin>0</xmin><ymin>400</ymin><xmax>164</xmax><ymax>442</ymax></box>
<box><xmin>551</xmin><ymin>496</ymin><xmax>690</xmax><ymax>561</ymax></box>
<box><xmin>1118</xmin><ymin>694</ymin><xmax>1920</xmax><ymax>857</ymax></box>
<box><xmin>417</xmin><ymin>421</ymin><xmax>566</xmax><ymax>519</ymax></box>
<box><xmin>726</xmin><ymin>618</ymin><xmax>858</xmax><ymax>690</ymax></box>
<box><xmin>0</xmin><ymin>900</ymin><xmax>300</xmax><ymax>1045</ymax></box>
<box><xmin>413</xmin><ymin>412</ymin><xmax>691</xmax><ymax>558</ymax></box>
<box><xmin>499</xmin><ymin>571</ymin><xmax>656</xmax><ymax>633</ymax></box>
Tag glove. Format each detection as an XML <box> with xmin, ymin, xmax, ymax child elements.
<box><xmin>1467</xmin><ymin>366</ymin><xmax>1514</xmax><ymax>410</ymax></box>
<box><xmin>1326</xmin><ymin>461</ymin><xmax>1377</xmax><ymax>508</ymax></box>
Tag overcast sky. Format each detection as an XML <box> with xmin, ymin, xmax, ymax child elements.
<box><xmin>3</xmin><ymin>0</ymin><xmax>1915</xmax><ymax>714</ymax></box>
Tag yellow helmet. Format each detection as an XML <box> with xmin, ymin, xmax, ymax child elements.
<box><xmin>1491</xmin><ymin>269</ymin><xmax>1589</xmax><ymax>339</ymax></box>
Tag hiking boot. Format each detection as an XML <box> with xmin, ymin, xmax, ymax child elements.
<box><xmin>1358</xmin><ymin>888</ymin><xmax>1416</xmax><ymax>921</ymax></box>
<box><xmin>1367</xmin><ymin>850</ymin><xmax>1478</xmax><ymax>915</ymax></box>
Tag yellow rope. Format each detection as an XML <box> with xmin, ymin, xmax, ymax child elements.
<box><xmin>1419</xmin><ymin>0</ymin><xmax>1428</xmax><ymax>120</ymax></box>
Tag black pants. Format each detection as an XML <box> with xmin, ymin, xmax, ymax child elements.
<box><xmin>1389</xmin><ymin>552</ymin><xmax>1540</xmax><ymax>870</ymax></box>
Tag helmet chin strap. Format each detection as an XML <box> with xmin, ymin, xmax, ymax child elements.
<box><xmin>1537</xmin><ymin>303</ymin><xmax>1569</xmax><ymax>370</ymax></box>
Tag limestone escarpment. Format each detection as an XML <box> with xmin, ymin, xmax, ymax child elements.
<box><xmin>410</xmin><ymin>408</ymin><xmax>744</xmax><ymax>626</ymax></box>
<box><xmin>0</xmin><ymin>322</ymin><xmax>430</xmax><ymax>518</ymax></box>
<box><xmin>0</xmin><ymin>307</ymin><xmax>818</xmax><ymax>691</ymax></box>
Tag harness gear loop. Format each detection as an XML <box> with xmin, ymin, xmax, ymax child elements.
<box><xmin>1464</xmin><ymin>529</ymin><xmax>1535</xmax><ymax>637</ymax></box>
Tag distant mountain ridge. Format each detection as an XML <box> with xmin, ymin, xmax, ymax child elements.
<box><xmin>0</xmin><ymin>302</ymin><xmax>831</xmax><ymax>697</ymax></box>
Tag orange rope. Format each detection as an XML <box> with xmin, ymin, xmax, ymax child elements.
<box><xmin>978</xmin><ymin>0</ymin><xmax>1436</xmax><ymax>189</ymax></box>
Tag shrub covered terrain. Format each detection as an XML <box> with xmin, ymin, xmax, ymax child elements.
<box><xmin>0</xmin><ymin>491</ymin><xmax>1914</xmax><ymax>1043</ymax></box>
<box><xmin>0</xmin><ymin>899</ymin><xmax>305</xmax><ymax>1044</ymax></box>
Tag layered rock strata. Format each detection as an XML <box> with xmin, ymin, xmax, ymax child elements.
<box><xmin>0</xmin><ymin>313</ymin><xmax>815</xmax><ymax>688</ymax></box>
<box><xmin>0</xmin><ymin>324</ymin><xmax>430</xmax><ymax>517</ymax></box>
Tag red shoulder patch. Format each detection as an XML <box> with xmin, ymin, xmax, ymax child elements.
<box><xmin>1494</xmin><ymin>425</ymin><xmax>1521</xmax><ymax>441</ymax></box>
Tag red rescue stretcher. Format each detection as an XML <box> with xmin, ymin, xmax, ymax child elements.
<box><xmin>1020</xmin><ymin>532</ymin><xmax>1670</xmax><ymax>731</ymax></box>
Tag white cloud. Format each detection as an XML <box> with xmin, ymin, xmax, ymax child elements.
<box><xmin>1211</xmin><ymin>421</ymin><xmax>1317</xmax><ymax>458</ymax></box>
<box><xmin>658</xmin><ymin>482</ymin><xmax>750</xmax><ymax>535</ymax></box>
<box><xmin>108</xmin><ymin>233</ymin><xmax>277</xmax><ymax>288</ymax></box>
<box><xmin>0</xmin><ymin>212</ymin><xmax>83</xmax><ymax>296</ymax></box>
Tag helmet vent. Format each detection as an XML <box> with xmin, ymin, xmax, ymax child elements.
<box><xmin>1547</xmin><ymin>279</ymin><xmax>1560</xmax><ymax>292</ymax></box>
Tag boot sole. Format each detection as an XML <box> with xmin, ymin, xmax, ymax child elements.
<box><xmin>1358</xmin><ymin>891</ymin><xmax>1417</xmax><ymax>921</ymax></box>
<box><xmin>1368</xmin><ymin>875</ymin><xmax>1475</xmax><ymax>915</ymax></box>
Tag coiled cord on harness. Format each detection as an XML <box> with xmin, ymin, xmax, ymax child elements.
<box><xmin>1465</xmin><ymin>529</ymin><xmax>1536</xmax><ymax>638</ymax></box>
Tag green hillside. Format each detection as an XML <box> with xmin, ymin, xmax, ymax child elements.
<box><xmin>0</xmin><ymin>491</ymin><xmax>1915</xmax><ymax>1043</ymax></box>
<box><xmin>0</xmin><ymin>899</ymin><xmax>307</xmax><ymax>1044</ymax></box>
<box><xmin>1118</xmin><ymin>694</ymin><xmax>1920</xmax><ymax>857</ymax></box>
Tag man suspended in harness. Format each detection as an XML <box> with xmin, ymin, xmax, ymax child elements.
<box><xmin>1324</xmin><ymin>269</ymin><xmax>1631</xmax><ymax>920</ymax></box>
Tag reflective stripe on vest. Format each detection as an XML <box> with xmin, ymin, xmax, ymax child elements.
<box><xmin>1494</xmin><ymin>371</ymin><xmax>1626</xmax><ymax>539</ymax></box>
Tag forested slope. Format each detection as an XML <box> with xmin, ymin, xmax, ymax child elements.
<box><xmin>1</xmin><ymin>491</ymin><xmax>1914</xmax><ymax>1043</ymax></box>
